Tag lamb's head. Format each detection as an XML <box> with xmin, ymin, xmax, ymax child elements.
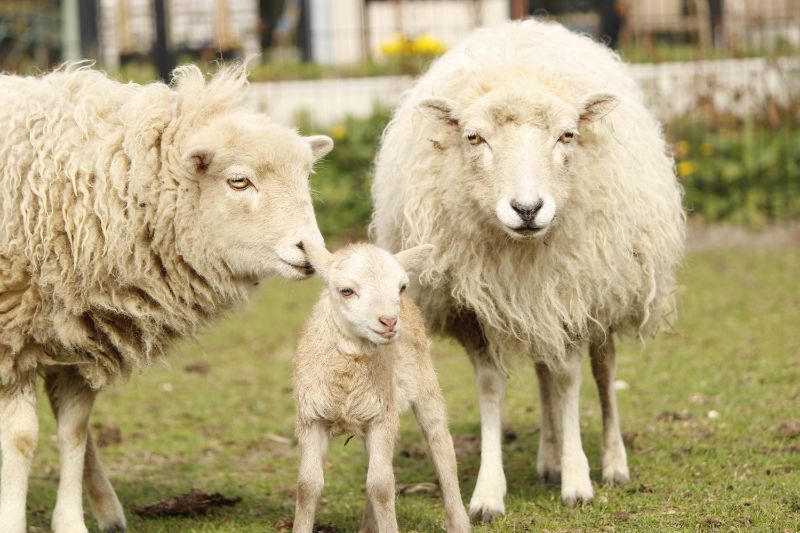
<box><xmin>417</xmin><ymin>79</ymin><xmax>619</xmax><ymax>240</ymax></box>
<box><xmin>303</xmin><ymin>241</ymin><xmax>434</xmax><ymax>346</ymax></box>
<box><xmin>180</xmin><ymin>112</ymin><xmax>333</xmax><ymax>281</ymax></box>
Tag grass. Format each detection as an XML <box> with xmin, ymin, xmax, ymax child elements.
<box><xmin>24</xmin><ymin>243</ymin><xmax>800</xmax><ymax>532</ymax></box>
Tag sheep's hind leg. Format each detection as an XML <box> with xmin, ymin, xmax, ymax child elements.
<box><xmin>0</xmin><ymin>373</ymin><xmax>39</xmax><ymax>533</ymax></box>
<box><xmin>554</xmin><ymin>349</ymin><xmax>593</xmax><ymax>507</ymax></box>
<box><xmin>83</xmin><ymin>429</ymin><xmax>126</xmax><ymax>532</ymax></box>
<box><xmin>535</xmin><ymin>363</ymin><xmax>562</xmax><ymax>485</ymax></box>
<box><xmin>467</xmin><ymin>358</ymin><xmax>507</xmax><ymax>523</ymax></box>
<box><xmin>590</xmin><ymin>335</ymin><xmax>629</xmax><ymax>486</ymax></box>
<box><xmin>45</xmin><ymin>369</ymin><xmax>93</xmax><ymax>533</ymax></box>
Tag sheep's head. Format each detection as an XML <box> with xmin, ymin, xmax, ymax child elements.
<box><xmin>180</xmin><ymin>112</ymin><xmax>333</xmax><ymax>281</ymax></box>
<box><xmin>302</xmin><ymin>241</ymin><xmax>434</xmax><ymax>346</ymax></box>
<box><xmin>417</xmin><ymin>81</ymin><xmax>619</xmax><ymax>240</ymax></box>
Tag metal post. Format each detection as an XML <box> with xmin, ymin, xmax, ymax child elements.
<box><xmin>153</xmin><ymin>0</ymin><xmax>175</xmax><ymax>82</ymax></box>
<box><xmin>61</xmin><ymin>0</ymin><xmax>81</xmax><ymax>61</ymax></box>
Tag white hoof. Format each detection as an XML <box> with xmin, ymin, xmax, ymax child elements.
<box><xmin>468</xmin><ymin>471</ymin><xmax>506</xmax><ymax>524</ymax></box>
<box><xmin>561</xmin><ymin>453</ymin><xmax>593</xmax><ymax>507</ymax></box>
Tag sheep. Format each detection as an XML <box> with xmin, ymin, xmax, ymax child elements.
<box><xmin>371</xmin><ymin>19</ymin><xmax>685</xmax><ymax>519</ymax></box>
<box><xmin>0</xmin><ymin>63</ymin><xmax>333</xmax><ymax>533</ymax></box>
<box><xmin>293</xmin><ymin>241</ymin><xmax>471</xmax><ymax>533</ymax></box>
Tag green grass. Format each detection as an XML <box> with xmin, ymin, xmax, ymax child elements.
<box><xmin>25</xmin><ymin>244</ymin><xmax>800</xmax><ymax>532</ymax></box>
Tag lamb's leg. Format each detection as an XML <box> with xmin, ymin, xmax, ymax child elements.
<box><xmin>293</xmin><ymin>420</ymin><xmax>329</xmax><ymax>533</ymax></box>
<box><xmin>535</xmin><ymin>362</ymin><xmax>562</xmax><ymax>484</ymax></box>
<box><xmin>0</xmin><ymin>374</ymin><xmax>38</xmax><ymax>533</ymax></box>
<box><xmin>44</xmin><ymin>369</ymin><xmax>98</xmax><ymax>533</ymax></box>
<box><xmin>45</xmin><ymin>369</ymin><xmax>126</xmax><ymax>533</ymax></box>
<box><xmin>553</xmin><ymin>349</ymin><xmax>593</xmax><ymax>507</ymax></box>
<box><xmin>411</xmin><ymin>372</ymin><xmax>471</xmax><ymax>532</ymax></box>
<box><xmin>467</xmin><ymin>358</ymin><xmax>506</xmax><ymax>523</ymax></box>
<box><xmin>358</xmin><ymin>499</ymin><xmax>378</xmax><ymax>533</ymax></box>
<box><xmin>363</xmin><ymin>421</ymin><xmax>398</xmax><ymax>533</ymax></box>
<box><xmin>589</xmin><ymin>335</ymin><xmax>629</xmax><ymax>486</ymax></box>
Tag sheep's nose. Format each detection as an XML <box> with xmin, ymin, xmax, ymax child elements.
<box><xmin>510</xmin><ymin>199</ymin><xmax>544</xmax><ymax>222</ymax></box>
<box><xmin>379</xmin><ymin>316</ymin><xmax>398</xmax><ymax>331</ymax></box>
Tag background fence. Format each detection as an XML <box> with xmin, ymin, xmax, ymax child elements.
<box><xmin>1</xmin><ymin>0</ymin><xmax>798</xmax><ymax>238</ymax></box>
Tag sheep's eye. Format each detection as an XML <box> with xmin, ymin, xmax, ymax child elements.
<box><xmin>466</xmin><ymin>132</ymin><xmax>484</xmax><ymax>146</ymax></box>
<box><xmin>399</xmin><ymin>284</ymin><xmax>407</xmax><ymax>294</ymax></box>
<box><xmin>339</xmin><ymin>288</ymin><xmax>355</xmax><ymax>298</ymax></box>
<box><xmin>559</xmin><ymin>131</ymin><xmax>576</xmax><ymax>144</ymax></box>
<box><xmin>227</xmin><ymin>176</ymin><xmax>253</xmax><ymax>191</ymax></box>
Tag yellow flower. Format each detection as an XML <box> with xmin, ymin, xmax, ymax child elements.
<box><xmin>700</xmin><ymin>142</ymin><xmax>714</xmax><ymax>157</ymax></box>
<box><xmin>330</xmin><ymin>124</ymin><xmax>347</xmax><ymax>140</ymax></box>
<box><xmin>380</xmin><ymin>34</ymin><xmax>410</xmax><ymax>56</ymax></box>
<box><xmin>677</xmin><ymin>160</ymin><xmax>696</xmax><ymax>177</ymax></box>
<box><xmin>674</xmin><ymin>140</ymin><xmax>690</xmax><ymax>158</ymax></box>
<box><xmin>411</xmin><ymin>33</ymin><xmax>446</xmax><ymax>55</ymax></box>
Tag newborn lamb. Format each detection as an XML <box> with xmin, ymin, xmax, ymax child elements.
<box><xmin>292</xmin><ymin>241</ymin><xmax>471</xmax><ymax>533</ymax></box>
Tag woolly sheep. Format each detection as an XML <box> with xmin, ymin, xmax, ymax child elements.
<box><xmin>0</xmin><ymin>64</ymin><xmax>333</xmax><ymax>533</ymax></box>
<box><xmin>371</xmin><ymin>19</ymin><xmax>685</xmax><ymax>518</ymax></box>
<box><xmin>293</xmin><ymin>241</ymin><xmax>471</xmax><ymax>533</ymax></box>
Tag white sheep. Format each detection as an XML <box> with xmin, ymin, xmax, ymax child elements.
<box><xmin>371</xmin><ymin>19</ymin><xmax>685</xmax><ymax>518</ymax></box>
<box><xmin>0</xmin><ymin>63</ymin><xmax>333</xmax><ymax>533</ymax></box>
<box><xmin>293</xmin><ymin>241</ymin><xmax>471</xmax><ymax>533</ymax></box>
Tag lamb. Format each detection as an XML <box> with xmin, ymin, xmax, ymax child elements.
<box><xmin>292</xmin><ymin>241</ymin><xmax>471</xmax><ymax>533</ymax></box>
<box><xmin>0</xmin><ymin>63</ymin><xmax>333</xmax><ymax>533</ymax></box>
<box><xmin>371</xmin><ymin>19</ymin><xmax>685</xmax><ymax>519</ymax></box>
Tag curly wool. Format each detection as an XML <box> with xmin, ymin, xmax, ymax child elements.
<box><xmin>371</xmin><ymin>20</ymin><xmax>686</xmax><ymax>367</ymax></box>
<box><xmin>0</xmin><ymin>63</ymin><xmax>254</xmax><ymax>389</ymax></box>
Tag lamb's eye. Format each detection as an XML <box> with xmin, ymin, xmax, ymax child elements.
<box><xmin>339</xmin><ymin>288</ymin><xmax>355</xmax><ymax>298</ymax></box>
<box><xmin>466</xmin><ymin>132</ymin><xmax>484</xmax><ymax>146</ymax></box>
<box><xmin>559</xmin><ymin>131</ymin><xmax>576</xmax><ymax>144</ymax></box>
<box><xmin>399</xmin><ymin>284</ymin><xmax>407</xmax><ymax>294</ymax></box>
<box><xmin>227</xmin><ymin>176</ymin><xmax>252</xmax><ymax>191</ymax></box>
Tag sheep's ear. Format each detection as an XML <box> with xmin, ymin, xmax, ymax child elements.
<box><xmin>417</xmin><ymin>97</ymin><xmax>460</xmax><ymax>128</ymax></box>
<box><xmin>306</xmin><ymin>135</ymin><xmax>334</xmax><ymax>162</ymax></box>
<box><xmin>185</xmin><ymin>146</ymin><xmax>214</xmax><ymax>173</ymax></box>
<box><xmin>578</xmin><ymin>92</ymin><xmax>620</xmax><ymax>125</ymax></box>
<box><xmin>394</xmin><ymin>244</ymin><xmax>435</xmax><ymax>274</ymax></box>
<box><xmin>301</xmin><ymin>239</ymin><xmax>333</xmax><ymax>279</ymax></box>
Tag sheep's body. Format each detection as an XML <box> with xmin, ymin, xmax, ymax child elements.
<box><xmin>372</xmin><ymin>19</ymin><xmax>684</xmax><ymax>517</ymax></box>
<box><xmin>0</xmin><ymin>64</ymin><xmax>331</xmax><ymax>533</ymax></box>
<box><xmin>293</xmin><ymin>242</ymin><xmax>470</xmax><ymax>533</ymax></box>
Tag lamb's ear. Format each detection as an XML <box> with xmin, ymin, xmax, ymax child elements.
<box><xmin>185</xmin><ymin>146</ymin><xmax>214</xmax><ymax>173</ymax></box>
<box><xmin>301</xmin><ymin>240</ymin><xmax>333</xmax><ymax>279</ymax></box>
<box><xmin>578</xmin><ymin>92</ymin><xmax>620</xmax><ymax>125</ymax></box>
<box><xmin>394</xmin><ymin>244</ymin><xmax>435</xmax><ymax>274</ymax></box>
<box><xmin>417</xmin><ymin>97</ymin><xmax>460</xmax><ymax>129</ymax></box>
<box><xmin>306</xmin><ymin>135</ymin><xmax>334</xmax><ymax>162</ymax></box>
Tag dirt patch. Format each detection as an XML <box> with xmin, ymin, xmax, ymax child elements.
<box><xmin>775</xmin><ymin>419</ymin><xmax>800</xmax><ymax>439</ymax></box>
<box><xmin>275</xmin><ymin>515</ymin><xmax>341</xmax><ymax>532</ymax></box>
<box><xmin>184</xmin><ymin>361</ymin><xmax>211</xmax><ymax>374</ymax></box>
<box><xmin>657</xmin><ymin>410</ymin><xmax>693</xmax><ymax>422</ymax></box>
<box><xmin>93</xmin><ymin>425</ymin><xmax>122</xmax><ymax>448</ymax></box>
<box><xmin>133</xmin><ymin>490</ymin><xmax>241</xmax><ymax>518</ymax></box>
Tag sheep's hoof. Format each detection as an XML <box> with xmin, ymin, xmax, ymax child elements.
<box><xmin>561</xmin><ymin>492</ymin><xmax>593</xmax><ymax>508</ymax></box>
<box><xmin>602</xmin><ymin>468</ymin><xmax>630</xmax><ymax>487</ymax></box>
<box><xmin>469</xmin><ymin>507</ymin><xmax>504</xmax><ymax>524</ymax></box>
<box><xmin>538</xmin><ymin>469</ymin><xmax>561</xmax><ymax>485</ymax></box>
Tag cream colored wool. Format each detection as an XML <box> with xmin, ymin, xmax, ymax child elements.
<box><xmin>371</xmin><ymin>19</ymin><xmax>685</xmax><ymax>515</ymax></box>
<box><xmin>0</xmin><ymin>63</ymin><xmax>332</xmax><ymax>533</ymax></box>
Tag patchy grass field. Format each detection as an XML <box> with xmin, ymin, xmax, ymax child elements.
<box><xmin>25</xmin><ymin>243</ymin><xmax>800</xmax><ymax>532</ymax></box>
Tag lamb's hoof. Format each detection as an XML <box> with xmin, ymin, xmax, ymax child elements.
<box><xmin>538</xmin><ymin>468</ymin><xmax>561</xmax><ymax>485</ymax></box>
<box><xmin>561</xmin><ymin>487</ymin><xmax>593</xmax><ymax>508</ymax></box>
<box><xmin>469</xmin><ymin>506</ymin><xmax>504</xmax><ymax>524</ymax></box>
<box><xmin>101</xmin><ymin>524</ymin><xmax>127</xmax><ymax>533</ymax></box>
<box><xmin>602</xmin><ymin>467</ymin><xmax>630</xmax><ymax>487</ymax></box>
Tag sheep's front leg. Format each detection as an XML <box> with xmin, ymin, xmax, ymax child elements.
<box><xmin>553</xmin><ymin>350</ymin><xmax>593</xmax><ymax>507</ymax></box>
<box><xmin>0</xmin><ymin>374</ymin><xmax>38</xmax><ymax>533</ymax></box>
<box><xmin>363</xmin><ymin>421</ymin><xmax>398</xmax><ymax>533</ymax></box>
<box><xmin>293</xmin><ymin>420</ymin><xmax>329</xmax><ymax>533</ymax></box>
<box><xmin>467</xmin><ymin>359</ymin><xmax>506</xmax><ymax>523</ymax></box>
<box><xmin>590</xmin><ymin>335</ymin><xmax>629</xmax><ymax>486</ymax></box>
<box><xmin>46</xmin><ymin>369</ymin><xmax>126</xmax><ymax>533</ymax></box>
<box><xmin>535</xmin><ymin>362</ymin><xmax>562</xmax><ymax>484</ymax></box>
<box><xmin>45</xmin><ymin>369</ymin><xmax>98</xmax><ymax>533</ymax></box>
<box><xmin>411</xmin><ymin>377</ymin><xmax>471</xmax><ymax>532</ymax></box>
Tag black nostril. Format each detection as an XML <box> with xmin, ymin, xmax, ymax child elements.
<box><xmin>296</xmin><ymin>241</ymin><xmax>305</xmax><ymax>251</ymax></box>
<box><xmin>510</xmin><ymin>199</ymin><xmax>544</xmax><ymax>222</ymax></box>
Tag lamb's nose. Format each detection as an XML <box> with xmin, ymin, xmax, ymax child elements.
<box><xmin>510</xmin><ymin>199</ymin><xmax>544</xmax><ymax>222</ymax></box>
<box><xmin>379</xmin><ymin>316</ymin><xmax>398</xmax><ymax>331</ymax></box>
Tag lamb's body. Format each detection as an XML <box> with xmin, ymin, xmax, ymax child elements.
<box><xmin>292</xmin><ymin>243</ymin><xmax>470</xmax><ymax>533</ymax></box>
<box><xmin>0</xmin><ymin>64</ymin><xmax>331</xmax><ymax>533</ymax></box>
<box><xmin>372</xmin><ymin>20</ymin><xmax>685</xmax><ymax>517</ymax></box>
